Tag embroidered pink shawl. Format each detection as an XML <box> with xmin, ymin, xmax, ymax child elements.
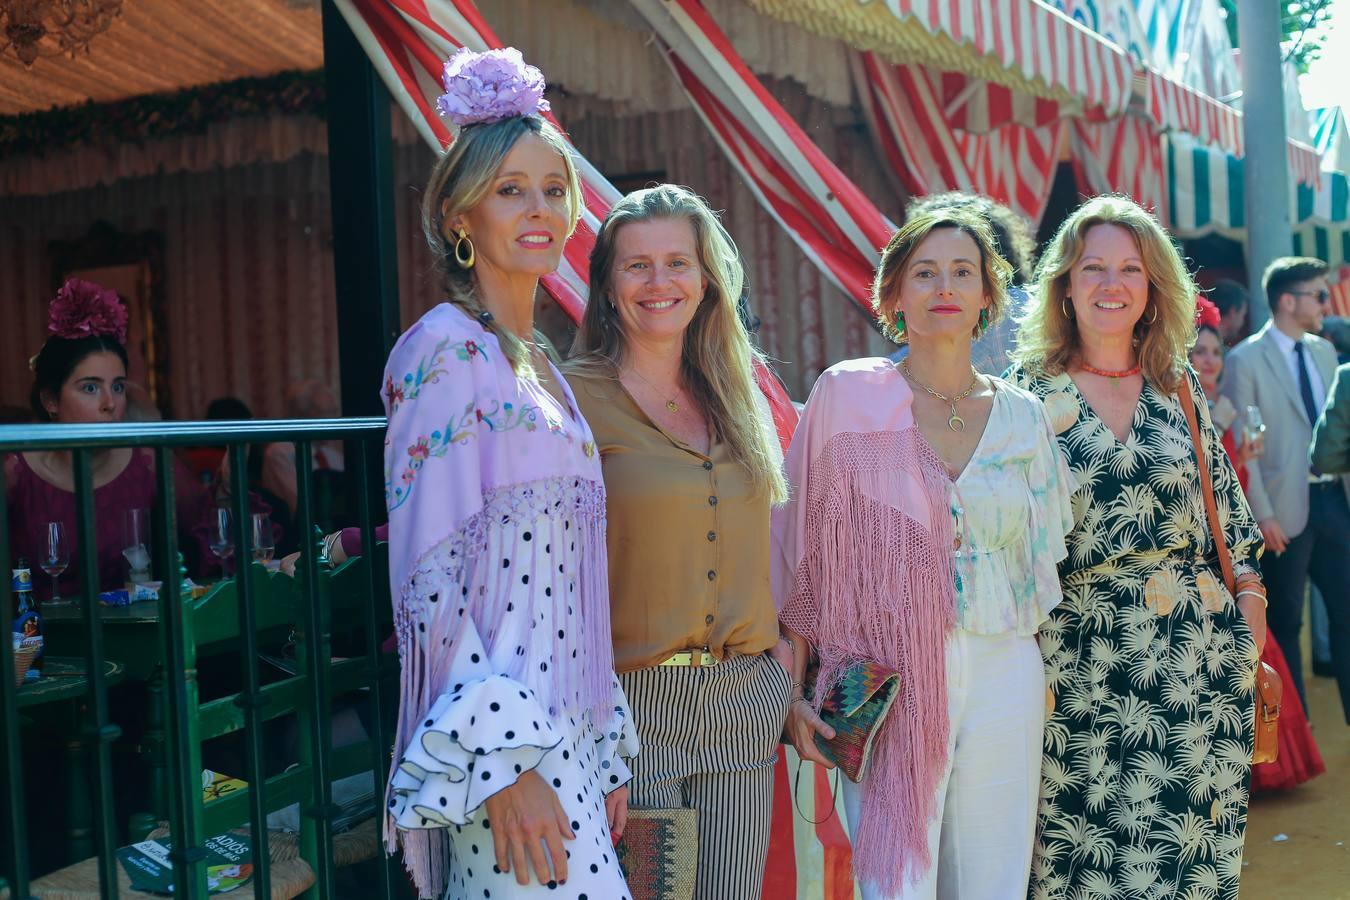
<box><xmin>771</xmin><ymin>357</ymin><xmax>957</xmax><ymax>894</ymax></box>
<box><xmin>382</xmin><ymin>304</ymin><xmax>615</xmax><ymax>892</ymax></box>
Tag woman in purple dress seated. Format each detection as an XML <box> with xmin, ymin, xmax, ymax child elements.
<box><xmin>5</xmin><ymin>279</ymin><xmax>208</xmax><ymax>601</ymax></box>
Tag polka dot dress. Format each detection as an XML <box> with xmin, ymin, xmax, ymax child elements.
<box><xmin>389</xmin><ymin>499</ymin><xmax>638</xmax><ymax>899</ymax></box>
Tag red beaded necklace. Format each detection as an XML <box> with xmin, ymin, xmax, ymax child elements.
<box><xmin>1079</xmin><ymin>362</ymin><xmax>1142</xmax><ymax>379</ymax></box>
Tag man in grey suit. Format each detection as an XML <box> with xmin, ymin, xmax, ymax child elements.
<box><xmin>1222</xmin><ymin>257</ymin><xmax>1350</xmax><ymax>721</ymax></box>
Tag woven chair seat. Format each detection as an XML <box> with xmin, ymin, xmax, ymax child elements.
<box><xmin>20</xmin><ymin>828</ymin><xmax>318</xmax><ymax>900</ymax></box>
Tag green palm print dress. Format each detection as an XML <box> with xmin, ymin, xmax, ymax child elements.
<box><xmin>1009</xmin><ymin>366</ymin><xmax>1262</xmax><ymax>900</ymax></box>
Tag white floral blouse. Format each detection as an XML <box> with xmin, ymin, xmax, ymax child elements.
<box><xmin>948</xmin><ymin>378</ymin><xmax>1078</xmax><ymax>634</ymax></box>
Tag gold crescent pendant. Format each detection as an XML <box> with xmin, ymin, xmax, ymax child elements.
<box><xmin>948</xmin><ymin>414</ymin><xmax>965</xmax><ymax>432</ymax></box>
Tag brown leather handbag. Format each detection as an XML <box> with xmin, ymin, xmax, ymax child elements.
<box><xmin>1178</xmin><ymin>383</ymin><xmax>1282</xmax><ymax>764</ymax></box>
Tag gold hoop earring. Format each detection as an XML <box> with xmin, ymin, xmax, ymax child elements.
<box><xmin>1062</xmin><ymin>297</ymin><xmax>1074</xmax><ymax>319</ymax></box>
<box><xmin>1143</xmin><ymin>305</ymin><xmax>1158</xmax><ymax>325</ymax></box>
<box><xmin>454</xmin><ymin>228</ymin><xmax>475</xmax><ymax>270</ymax></box>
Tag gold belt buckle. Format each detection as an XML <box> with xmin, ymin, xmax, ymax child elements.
<box><xmin>659</xmin><ymin>648</ymin><xmax>717</xmax><ymax>667</ymax></box>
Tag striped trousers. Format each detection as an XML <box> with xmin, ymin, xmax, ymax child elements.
<box><xmin>619</xmin><ymin>652</ymin><xmax>792</xmax><ymax>900</ymax></box>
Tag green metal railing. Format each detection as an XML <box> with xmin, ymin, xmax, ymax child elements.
<box><xmin>0</xmin><ymin>418</ymin><xmax>396</xmax><ymax>899</ymax></box>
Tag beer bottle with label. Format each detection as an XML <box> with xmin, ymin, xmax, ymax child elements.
<box><xmin>11</xmin><ymin>557</ymin><xmax>44</xmax><ymax>675</ymax></box>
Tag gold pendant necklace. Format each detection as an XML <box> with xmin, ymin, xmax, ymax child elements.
<box><xmin>627</xmin><ymin>367</ymin><xmax>680</xmax><ymax>413</ymax></box>
<box><xmin>901</xmin><ymin>360</ymin><xmax>980</xmax><ymax>432</ymax></box>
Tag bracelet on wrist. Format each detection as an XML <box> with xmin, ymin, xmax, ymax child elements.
<box><xmin>1235</xmin><ymin>589</ymin><xmax>1268</xmax><ymax>609</ymax></box>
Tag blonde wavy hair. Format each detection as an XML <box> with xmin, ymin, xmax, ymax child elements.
<box><xmin>872</xmin><ymin>207</ymin><xmax>1014</xmax><ymax>345</ymax></box>
<box><xmin>568</xmin><ymin>184</ymin><xmax>787</xmax><ymax>504</ymax></box>
<box><xmin>1015</xmin><ymin>195</ymin><xmax>1197</xmax><ymax>392</ymax></box>
<box><xmin>421</xmin><ymin>115</ymin><xmax>583</xmax><ymax>376</ymax></box>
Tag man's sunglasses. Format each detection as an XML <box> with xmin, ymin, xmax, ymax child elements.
<box><xmin>1290</xmin><ymin>289</ymin><xmax>1331</xmax><ymax>304</ymax></box>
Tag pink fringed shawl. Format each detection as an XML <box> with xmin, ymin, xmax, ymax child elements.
<box><xmin>771</xmin><ymin>358</ymin><xmax>957</xmax><ymax>894</ymax></box>
<box><xmin>381</xmin><ymin>304</ymin><xmax>615</xmax><ymax>895</ymax></box>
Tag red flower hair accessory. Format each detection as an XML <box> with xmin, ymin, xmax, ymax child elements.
<box><xmin>1195</xmin><ymin>295</ymin><xmax>1222</xmax><ymax>330</ymax></box>
<box><xmin>47</xmin><ymin>278</ymin><xmax>128</xmax><ymax>344</ymax></box>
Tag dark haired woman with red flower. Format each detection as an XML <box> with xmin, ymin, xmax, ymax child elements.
<box><xmin>1191</xmin><ymin>296</ymin><xmax>1324</xmax><ymax>792</ymax></box>
<box><xmin>5</xmin><ymin>279</ymin><xmax>208</xmax><ymax>601</ymax></box>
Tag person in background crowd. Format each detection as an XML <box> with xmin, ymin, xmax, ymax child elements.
<box><xmin>779</xmin><ymin>207</ymin><xmax>1075</xmax><ymax>898</ymax></box>
<box><xmin>378</xmin><ymin>47</ymin><xmax>636</xmax><ymax>899</ymax></box>
<box><xmin>1320</xmin><ymin>315</ymin><xmax>1350</xmax><ymax>363</ymax></box>
<box><xmin>6</xmin><ymin>278</ymin><xmax>208</xmax><ymax>600</ymax></box>
<box><xmin>257</xmin><ymin>379</ymin><xmax>344</xmax><ymax>517</ymax></box>
<box><xmin>566</xmin><ymin>184</ymin><xmax>791</xmax><ymax>900</ymax></box>
<box><xmin>889</xmin><ymin>191</ymin><xmax>1039</xmax><ymax>376</ymax></box>
<box><xmin>182</xmin><ymin>396</ymin><xmax>255</xmax><ymax>480</ymax></box>
<box><xmin>1011</xmin><ymin>195</ymin><xmax>1264</xmax><ymax>900</ymax></box>
<box><xmin>1210</xmin><ymin>278</ymin><xmax>1251</xmax><ymax>347</ymax></box>
<box><xmin>1193</xmin><ymin>298</ymin><xmax>1324</xmax><ymax>792</ymax></box>
<box><xmin>1313</xmin><ymin>360</ymin><xmax>1350</xmax><ymax>475</ymax></box>
<box><xmin>1222</xmin><ymin>256</ymin><xmax>1350</xmax><ymax>721</ymax></box>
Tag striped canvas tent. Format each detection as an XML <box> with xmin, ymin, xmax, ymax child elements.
<box><xmin>629</xmin><ymin>0</ymin><xmax>896</xmax><ymax>315</ymax></box>
<box><xmin>1166</xmin><ymin>131</ymin><xmax>1350</xmax><ymax>267</ymax></box>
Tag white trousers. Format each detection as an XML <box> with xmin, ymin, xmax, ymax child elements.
<box><xmin>842</xmin><ymin>629</ymin><xmax>1045</xmax><ymax>900</ymax></box>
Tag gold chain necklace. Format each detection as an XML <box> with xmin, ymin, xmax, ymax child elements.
<box><xmin>626</xmin><ymin>367</ymin><xmax>680</xmax><ymax>413</ymax></box>
<box><xmin>901</xmin><ymin>359</ymin><xmax>980</xmax><ymax>432</ymax></box>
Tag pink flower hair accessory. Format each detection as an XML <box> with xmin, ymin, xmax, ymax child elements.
<box><xmin>435</xmin><ymin>47</ymin><xmax>550</xmax><ymax>128</ymax></box>
<box><xmin>47</xmin><ymin>278</ymin><xmax>128</xmax><ymax>344</ymax></box>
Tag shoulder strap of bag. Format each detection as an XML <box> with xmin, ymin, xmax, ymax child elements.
<box><xmin>1177</xmin><ymin>380</ymin><xmax>1237</xmax><ymax>595</ymax></box>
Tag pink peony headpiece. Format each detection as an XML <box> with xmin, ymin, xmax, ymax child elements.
<box><xmin>435</xmin><ymin>47</ymin><xmax>550</xmax><ymax>128</ymax></box>
<box><xmin>47</xmin><ymin>278</ymin><xmax>128</xmax><ymax>344</ymax></box>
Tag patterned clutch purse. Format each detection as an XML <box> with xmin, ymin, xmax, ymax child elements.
<box><xmin>615</xmin><ymin>806</ymin><xmax>698</xmax><ymax>900</ymax></box>
<box><xmin>810</xmin><ymin>660</ymin><xmax>903</xmax><ymax>783</ymax></box>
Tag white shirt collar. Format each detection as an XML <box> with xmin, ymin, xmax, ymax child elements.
<box><xmin>1268</xmin><ymin>325</ymin><xmax>1303</xmax><ymax>356</ymax></box>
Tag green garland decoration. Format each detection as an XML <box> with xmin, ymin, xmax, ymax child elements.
<box><xmin>0</xmin><ymin>69</ymin><xmax>326</xmax><ymax>160</ymax></box>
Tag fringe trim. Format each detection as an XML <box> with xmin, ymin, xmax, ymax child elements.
<box><xmin>780</xmin><ymin>428</ymin><xmax>956</xmax><ymax>894</ymax></box>
<box><xmin>383</xmin><ymin>475</ymin><xmax>614</xmax><ymax>898</ymax></box>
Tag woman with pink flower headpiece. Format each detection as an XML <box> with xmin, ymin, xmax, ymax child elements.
<box><xmin>379</xmin><ymin>49</ymin><xmax>637</xmax><ymax>899</ymax></box>
<box><xmin>5</xmin><ymin>279</ymin><xmax>209</xmax><ymax>602</ymax></box>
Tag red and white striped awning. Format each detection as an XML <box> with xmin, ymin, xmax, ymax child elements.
<box><xmin>888</xmin><ymin>0</ymin><xmax>1136</xmax><ymax>115</ymax></box>
<box><xmin>1147</xmin><ymin>70</ymin><xmax>1323</xmax><ymax>187</ymax></box>
<box><xmin>630</xmin><ymin>0</ymin><xmax>896</xmax><ymax>315</ymax></box>
<box><xmin>854</xmin><ymin>51</ymin><xmax>1063</xmax><ymax>226</ymax></box>
<box><xmin>747</xmin><ymin>0</ymin><xmax>1134</xmax><ymax>116</ymax></box>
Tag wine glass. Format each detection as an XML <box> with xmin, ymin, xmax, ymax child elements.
<box><xmin>251</xmin><ymin>513</ymin><xmax>275</xmax><ymax>565</ymax></box>
<box><xmin>42</xmin><ymin>521</ymin><xmax>70</xmax><ymax>605</ymax></box>
<box><xmin>122</xmin><ymin>508</ymin><xmax>152</xmax><ymax>584</ymax></box>
<box><xmin>209</xmin><ymin>508</ymin><xmax>235</xmax><ymax>573</ymax></box>
<box><xmin>1243</xmin><ymin>405</ymin><xmax>1266</xmax><ymax>458</ymax></box>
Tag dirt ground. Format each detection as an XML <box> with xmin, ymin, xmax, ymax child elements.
<box><xmin>1242</xmin><ymin>646</ymin><xmax>1350</xmax><ymax>899</ymax></box>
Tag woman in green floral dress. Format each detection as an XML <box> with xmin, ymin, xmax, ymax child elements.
<box><xmin>1009</xmin><ymin>196</ymin><xmax>1267</xmax><ymax>900</ymax></box>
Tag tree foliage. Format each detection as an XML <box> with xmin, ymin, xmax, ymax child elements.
<box><xmin>1219</xmin><ymin>0</ymin><xmax>1331</xmax><ymax>72</ymax></box>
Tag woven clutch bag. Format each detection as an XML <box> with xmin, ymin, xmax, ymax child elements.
<box><xmin>615</xmin><ymin>806</ymin><xmax>698</xmax><ymax>900</ymax></box>
<box><xmin>812</xmin><ymin>660</ymin><xmax>903</xmax><ymax>783</ymax></box>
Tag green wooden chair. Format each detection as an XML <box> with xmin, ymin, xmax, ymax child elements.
<box><xmin>28</xmin><ymin>557</ymin><xmax>392</xmax><ymax>898</ymax></box>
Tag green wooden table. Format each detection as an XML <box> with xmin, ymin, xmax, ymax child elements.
<box><xmin>16</xmin><ymin>656</ymin><xmax>126</xmax><ymax>864</ymax></box>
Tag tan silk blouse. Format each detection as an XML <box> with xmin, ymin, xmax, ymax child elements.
<box><xmin>566</xmin><ymin>370</ymin><xmax>778</xmax><ymax>672</ymax></box>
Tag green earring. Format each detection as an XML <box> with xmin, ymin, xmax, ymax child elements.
<box><xmin>978</xmin><ymin>308</ymin><xmax>990</xmax><ymax>332</ymax></box>
<box><xmin>895</xmin><ymin>311</ymin><xmax>906</xmax><ymax>335</ymax></box>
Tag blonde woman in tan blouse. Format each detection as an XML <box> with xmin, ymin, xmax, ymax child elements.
<box><xmin>565</xmin><ymin>184</ymin><xmax>790</xmax><ymax>899</ymax></box>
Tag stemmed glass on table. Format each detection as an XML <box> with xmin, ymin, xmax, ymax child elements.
<box><xmin>209</xmin><ymin>507</ymin><xmax>235</xmax><ymax>574</ymax></box>
<box><xmin>251</xmin><ymin>513</ymin><xmax>275</xmax><ymax>565</ymax></box>
<box><xmin>42</xmin><ymin>521</ymin><xmax>70</xmax><ymax>605</ymax></box>
<box><xmin>123</xmin><ymin>508</ymin><xmax>152</xmax><ymax>584</ymax></box>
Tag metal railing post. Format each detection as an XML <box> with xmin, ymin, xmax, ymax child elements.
<box><xmin>71</xmin><ymin>450</ymin><xmax>121</xmax><ymax>898</ymax></box>
<box><xmin>0</xmin><ymin>463</ymin><xmax>33</xmax><ymax>900</ymax></box>
<box><xmin>227</xmin><ymin>445</ymin><xmax>271</xmax><ymax>899</ymax></box>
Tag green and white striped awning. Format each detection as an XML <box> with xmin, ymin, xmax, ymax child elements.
<box><xmin>1166</xmin><ymin>132</ymin><xmax>1350</xmax><ymax>267</ymax></box>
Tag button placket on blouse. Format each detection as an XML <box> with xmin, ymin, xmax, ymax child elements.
<box><xmin>703</xmin><ymin>456</ymin><xmax>720</xmax><ymax>636</ymax></box>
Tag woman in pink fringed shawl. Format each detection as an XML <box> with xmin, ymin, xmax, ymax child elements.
<box><xmin>381</xmin><ymin>50</ymin><xmax>636</xmax><ymax>900</ymax></box>
<box><xmin>773</xmin><ymin>209</ymin><xmax>1077</xmax><ymax>899</ymax></box>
